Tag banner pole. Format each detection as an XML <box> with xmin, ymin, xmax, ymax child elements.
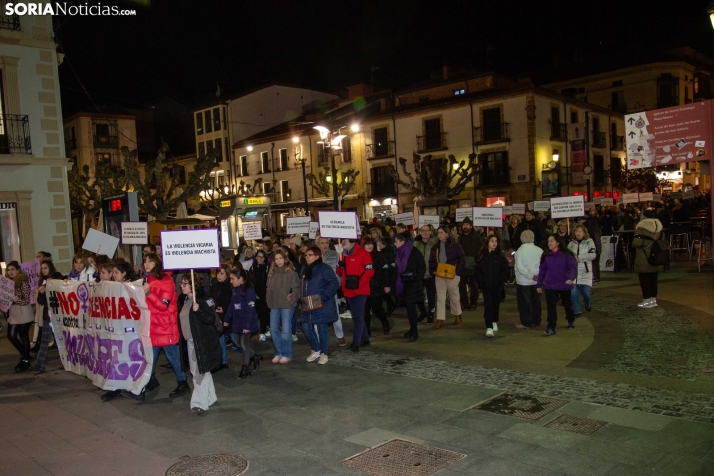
<box><xmin>191</xmin><ymin>269</ymin><xmax>195</xmax><ymax>300</ymax></box>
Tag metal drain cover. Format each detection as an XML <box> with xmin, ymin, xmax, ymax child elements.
<box><xmin>545</xmin><ymin>414</ymin><xmax>608</xmax><ymax>435</ymax></box>
<box><xmin>165</xmin><ymin>454</ymin><xmax>248</xmax><ymax>476</ymax></box>
<box><xmin>341</xmin><ymin>438</ymin><xmax>465</xmax><ymax>476</ymax></box>
<box><xmin>475</xmin><ymin>393</ymin><xmax>569</xmax><ymax>420</ymax></box>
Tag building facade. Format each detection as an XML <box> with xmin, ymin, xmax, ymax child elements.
<box><xmin>63</xmin><ymin>112</ymin><xmax>137</xmax><ymax>174</ymax></box>
<box><xmin>0</xmin><ymin>10</ymin><xmax>73</xmax><ymax>270</ymax></box>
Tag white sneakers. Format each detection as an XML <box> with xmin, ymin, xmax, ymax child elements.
<box><xmin>259</xmin><ymin>334</ymin><xmax>266</xmax><ymax>342</ymax></box>
<box><xmin>265</xmin><ymin>330</ymin><xmax>271</xmax><ymax>338</ymax></box>
<box><xmin>638</xmin><ymin>298</ymin><xmax>658</xmax><ymax>309</ymax></box>
<box><xmin>307</xmin><ymin>351</ymin><xmax>321</xmax><ymax>362</ymax></box>
<box><xmin>486</xmin><ymin>328</ymin><xmax>494</xmax><ymax>338</ymax></box>
<box><xmin>292</xmin><ymin>334</ymin><xmax>298</xmax><ymax>342</ymax></box>
<box><xmin>492</xmin><ymin>323</ymin><xmax>498</xmax><ymax>332</ymax></box>
<box><xmin>318</xmin><ymin>354</ymin><xmax>329</xmax><ymax>365</ymax></box>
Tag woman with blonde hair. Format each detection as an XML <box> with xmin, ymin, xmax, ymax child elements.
<box><xmin>369</xmin><ymin>227</ymin><xmax>383</xmax><ymax>241</ymax></box>
<box><xmin>68</xmin><ymin>251</ymin><xmax>95</xmax><ymax>282</ymax></box>
<box><xmin>266</xmin><ymin>248</ymin><xmax>300</xmax><ymax>363</ymax></box>
<box><xmin>567</xmin><ymin>224</ymin><xmax>596</xmax><ymax>317</ymax></box>
<box><xmin>556</xmin><ymin>220</ymin><xmax>569</xmax><ymax>240</ymax></box>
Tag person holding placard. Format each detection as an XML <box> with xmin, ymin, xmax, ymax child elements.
<box><xmin>475</xmin><ymin>236</ymin><xmax>509</xmax><ymax>337</ymax></box>
<box><xmin>317</xmin><ymin>237</ymin><xmax>347</xmax><ymax>346</ymax></box>
<box><xmin>5</xmin><ymin>262</ymin><xmax>33</xmax><ymax>372</ymax></box>
<box><xmin>537</xmin><ymin>236</ymin><xmax>578</xmax><ymax>335</ymax></box>
<box><xmin>429</xmin><ymin>226</ymin><xmax>465</xmax><ymax>329</ymax></box>
<box><xmin>251</xmin><ymin>250</ymin><xmax>271</xmax><ymax>341</ymax></box>
<box><xmin>266</xmin><ymin>249</ymin><xmax>301</xmax><ymax>363</ymax></box>
<box><xmin>394</xmin><ymin>232</ymin><xmax>425</xmax><ymax>342</ymax></box>
<box><xmin>568</xmin><ymin>225</ymin><xmax>597</xmax><ymax>317</ymax></box>
<box><xmin>337</xmin><ymin>239</ymin><xmax>374</xmax><ymax>352</ymax></box>
<box><xmin>33</xmin><ymin>260</ymin><xmax>64</xmax><ymax>374</ymax></box>
<box><xmin>211</xmin><ymin>265</ymin><xmax>233</xmax><ymax>370</ymax></box>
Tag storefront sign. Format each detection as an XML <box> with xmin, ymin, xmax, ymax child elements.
<box><xmin>393</xmin><ymin>212</ymin><xmax>416</xmax><ymax>226</ymax></box>
<box><xmin>534</xmin><ymin>201</ymin><xmax>551</xmax><ymax>212</ymax></box>
<box><xmin>160</xmin><ymin>229</ymin><xmax>220</xmax><ymax>270</ymax></box>
<box><xmin>82</xmin><ymin>228</ymin><xmax>120</xmax><ymax>257</ymax></box>
<box><xmin>621</xmin><ymin>193</ymin><xmax>639</xmax><ymax>204</ymax></box>
<box><xmin>318</xmin><ymin>211</ymin><xmax>359</xmax><ymax>239</ymax></box>
<box><xmin>286</xmin><ymin>216</ymin><xmax>311</xmax><ymax>234</ymax></box>
<box><xmin>308</xmin><ymin>222</ymin><xmax>320</xmax><ymax>239</ymax></box>
<box><xmin>550</xmin><ymin>196</ymin><xmax>585</xmax><ymax>219</ymax></box>
<box><xmin>473</xmin><ymin>207</ymin><xmax>503</xmax><ymax>228</ymax></box>
<box><xmin>242</xmin><ymin>223</ymin><xmax>263</xmax><ymax>241</ymax></box>
<box><xmin>121</xmin><ymin>222</ymin><xmax>149</xmax><ymax>245</ymax></box>
<box><xmin>512</xmin><ymin>204</ymin><xmax>526</xmax><ymax>214</ymax></box>
<box><xmin>220</xmin><ymin>200</ymin><xmax>232</xmax><ymax>208</ymax></box>
<box><xmin>242</xmin><ymin>197</ymin><xmax>266</xmax><ymax>205</ymax></box>
<box><xmin>418</xmin><ymin>215</ymin><xmax>440</xmax><ymax>229</ymax></box>
<box><xmin>639</xmin><ymin>192</ymin><xmax>654</xmax><ymax>202</ymax></box>
<box><xmin>455</xmin><ymin>207</ymin><xmax>474</xmax><ymax>223</ymax></box>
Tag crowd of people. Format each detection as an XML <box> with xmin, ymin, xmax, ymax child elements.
<box><xmin>2</xmin><ymin>193</ymin><xmax>711</xmax><ymax>412</ymax></box>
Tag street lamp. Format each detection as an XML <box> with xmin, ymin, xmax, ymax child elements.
<box><xmin>293</xmin><ymin>148</ymin><xmax>309</xmax><ymax>215</ymax></box>
<box><xmin>314</xmin><ymin>125</ymin><xmax>340</xmax><ymax>210</ymax></box>
<box><xmin>708</xmin><ymin>1</ymin><xmax>714</xmax><ymax>28</ymax></box>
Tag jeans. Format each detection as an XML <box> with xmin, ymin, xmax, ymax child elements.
<box><xmin>270</xmin><ymin>308</ymin><xmax>293</xmax><ymax>359</ymax></box>
<box><xmin>571</xmin><ymin>284</ymin><xmax>592</xmax><ymax>314</ymax></box>
<box><xmin>291</xmin><ymin>306</ymin><xmax>298</xmax><ymax>335</ymax></box>
<box><xmin>516</xmin><ymin>284</ymin><xmax>541</xmax><ymax>327</ymax></box>
<box><xmin>347</xmin><ymin>295</ymin><xmax>369</xmax><ymax>346</ymax></box>
<box><xmin>218</xmin><ymin>335</ymin><xmax>228</xmax><ymax>364</ymax></box>
<box><xmin>638</xmin><ymin>272</ymin><xmax>658</xmax><ymax>299</ymax></box>
<box><xmin>545</xmin><ymin>289</ymin><xmax>574</xmax><ymax>330</ymax></box>
<box><xmin>151</xmin><ymin>344</ymin><xmax>186</xmax><ymax>382</ymax></box>
<box><xmin>481</xmin><ymin>286</ymin><xmax>502</xmax><ymax>329</ymax></box>
<box><xmin>302</xmin><ymin>321</ymin><xmax>329</xmax><ymax>355</ymax></box>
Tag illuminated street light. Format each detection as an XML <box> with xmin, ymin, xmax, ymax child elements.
<box><xmin>247</xmin><ymin>145</ymin><xmax>253</xmax><ymax>152</ymax></box>
<box><xmin>292</xmin><ymin>137</ymin><xmax>300</xmax><ymax>143</ymax></box>
<box><xmin>351</xmin><ymin>123</ymin><xmax>360</xmax><ymax>132</ymax></box>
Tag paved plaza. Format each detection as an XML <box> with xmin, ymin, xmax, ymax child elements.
<box><xmin>0</xmin><ymin>264</ymin><xmax>713</xmax><ymax>476</ymax></box>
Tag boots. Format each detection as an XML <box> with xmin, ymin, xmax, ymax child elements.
<box><xmin>250</xmin><ymin>354</ymin><xmax>263</xmax><ymax>371</ymax></box>
<box><xmin>14</xmin><ymin>359</ymin><xmax>30</xmax><ymax>373</ymax></box>
<box><xmin>30</xmin><ymin>328</ymin><xmax>42</xmax><ymax>353</ymax></box>
<box><xmin>404</xmin><ymin>328</ymin><xmax>414</xmax><ymax>338</ymax></box>
<box><xmin>238</xmin><ymin>365</ymin><xmax>252</xmax><ymax>379</ymax></box>
<box><xmin>382</xmin><ymin>320</ymin><xmax>391</xmax><ymax>334</ymax></box>
<box><xmin>433</xmin><ymin>320</ymin><xmax>444</xmax><ymax>330</ymax></box>
<box><xmin>453</xmin><ymin>315</ymin><xmax>462</xmax><ymax>325</ymax></box>
<box><xmin>408</xmin><ymin>327</ymin><xmax>419</xmax><ymax>342</ymax></box>
<box><xmin>145</xmin><ymin>375</ymin><xmax>160</xmax><ymax>392</ymax></box>
<box><xmin>169</xmin><ymin>380</ymin><xmax>190</xmax><ymax>397</ymax></box>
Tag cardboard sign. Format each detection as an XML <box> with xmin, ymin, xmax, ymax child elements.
<box><xmin>318</xmin><ymin>211</ymin><xmax>359</xmax><ymax>239</ymax></box>
<box><xmin>473</xmin><ymin>207</ymin><xmax>503</xmax><ymax>228</ymax></box>
<box><xmin>550</xmin><ymin>196</ymin><xmax>585</xmax><ymax>219</ymax></box>
<box><xmin>393</xmin><ymin>212</ymin><xmax>416</xmax><ymax>226</ymax></box>
<box><xmin>242</xmin><ymin>223</ymin><xmax>263</xmax><ymax>241</ymax></box>
<box><xmin>20</xmin><ymin>258</ymin><xmax>40</xmax><ymax>305</ymax></box>
<box><xmin>160</xmin><ymin>228</ymin><xmax>221</xmax><ymax>270</ymax></box>
<box><xmin>286</xmin><ymin>216</ymin><xmax>311</xmax><ymax>234</ymax></box>
<box><xmin>639</xmin><ymin>192</ymin><xmax>654</xmax><ymax>202</ymax></box>
<box><xmin>418</xmin><ymin>215</ymin><xmax>440</xmax><ymax>229</ymax></box>
<box><xmin>0</xmin><ymin>274</ymin><xmax>14</xmax><ymax>313</ymax></box>
<box><xmin>622</xmin><ymin>193</ymin><xmax>639</xmax><ymax>204</ymax></box>
<box><xmin>512</xmin><ymin>204</ymin><xmax>526</xmax><ymax>214</ymax></box>
<box><xmin>533</xmin><ymin>201</ymin><xmax>551</xmax><ymax>212</ymax></box>
<box><xmin>82</xmin><ymin>228</ymin><xmax>120</xmax><ymax>257</ymax></box>
<box><xmin>121</xmin><ymin>222</ymin><xmax>149</xmax><ymax>245</ymax></box>
<box><xmin>593</xmin><ymin>197</ymin><xmax>602</xmax><ymax>205</ymax></box>
<box><xmin>502</xmin><ymin>206</ymin><xmax>513</xmax><ymax>216</ymax></box>
<box><xmin>600</xmin><ymin>198</ymin><xmax>614</xmax><ymax>206</ymax></box>
<box><xmin>455</xmin><ymin>207</ymin><xmax>474</xmax><ymax>223</ymax></box>
<box><xmin>308</xmin><ymin>221</ymin><xmax>320</xmax><ymax>239</ymax></box>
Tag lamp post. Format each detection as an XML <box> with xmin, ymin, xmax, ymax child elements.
<box><xmin>293</xmin><ymin>149</ymin><xmax>309</xmax><ymax>215</ymax></box>
<box><xmin>314</xmin><ymin>126</ymin><xmax>342</xmax><ymax>210</ymax></box>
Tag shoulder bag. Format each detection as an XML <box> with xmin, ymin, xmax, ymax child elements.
<box><xmin>435</xmin><ymin>247</ymin><xmax>456</xmax><ymax>279</ymax></box>
<box><xmin>301</xmin><ymin>277</ymin><xmax>324</xmax><ymax>311</ymax></box>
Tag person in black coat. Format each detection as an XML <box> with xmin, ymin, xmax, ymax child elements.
<box><xmin>394</xmin><ymin>232</ymin><xmax>425</xmax><ymax>341</ymax></box>
<box><xmin>378</xmin><ymin>237</ymin><xmax>397</xmax><ymax>315</ymax></box>
<box><xmin>250</xmin><ymin>250</ymin><xmax>270</xmax><ymax>340</ymax></box>
<box><xmin>210</xmin><ymin>264</ymin><xmax>232</xmax><ymax>370</ymax></box>
<box><xmin>512</xmin><ymin>211</ymin><xmax>546</xmax><ymax>250</ymax></box>
<box><xmin>363</xmin><ymin>238</ymin><xmax>391</xmax><ymax>335</ymax></box>
<box><xmin>475</xmin><ymin>235</ymin><xmax>510</xmax><ymax>338</ymax></box>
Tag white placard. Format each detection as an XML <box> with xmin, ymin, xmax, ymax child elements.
<box><xmin>394</xmin><ymin>211</ymin><xmax>416</xmax><ymax>226</ymax></box>
<box><xmin>160</xmin><ymin>228</ymin><xmax>221</xmax><ymax>270</ymax></box>
<box><xmin>121</xmin><ymin>222</ymin><xmax>148</xmax><ymax>245</ymax></box>
<box><xmin>622</xmin><ymin>193</ymin><xmax>639</xmax><ymax>204</ymax></box>
<box><xmin>318</xmin><ymin>210</ymin><xmax>359</xmax><ymax>239</ymax></box>
<box><xmin>534</xmin><ymin>201</ymin><xmax>551</xmax><ymax>212</ymax></box>
<box><xmin>242</xmin><ymin>223</ymin><xmax>263</xmax><ymax>241</ymax></box>
<box><xmin>502</xmin><ymin>206</ymin><xmax>513</xmax><ymax>216</ymax></box>
<box><xmin>455</xmin><ymin>207</ymin><xmax>474</xmax><ymax>223</ymax></box>
<box><xmin>653</xmin><ymin>194</ymin><xmax>662</xmax><ymax>201</ymax></box>
<box><xmin>585</xmin><ymin>202</ymin><xmax>595</xmax><ymax>210</ymax></box>
<box><xmin>600</xmin><ymin>198</ymin><xmax>614</xmax><ymax>206</ymax></box>
<box><xmin>527</xmin><ymin>202</ymin><xmax>534</xmax><ymax>211</ymax></box>
<box><xmin>593</xmin><ymin>197</ymin><xmax>602</xmax><ymax>205</ymax></box>
<box><xmin>82</xmin><ymin>228</ymin><xmax>120</xmax><ymax>257</ymax></box>
<box><xmin>473</xmin><ymin>207</ymin><xmax>503</xmax><ymax>228</ymax></box>
<box><xmin>639</xmin><ymin>192</ymin><xmax>654</xmax><ymax>202</ymax></box>
<box><xmin>512</xmin><ymin>204</ymin><xmax>526</xmax><ymax>214</ymax></box>
<box><xmin>550</xmin><ymin>196</ymin><xmax>585</xmax><ymax>219</ymax></box>
<box><xmin>682</xmin><ymin>190</ymin><xmax>695</xmax><ymax>200</ymax></box>
<box><xmin>286</xmin><ymin>216</ymin><xmax>311</xmax><ymax>234</ymax></box>
<box><xmin>600</xmin><ymin>235</ymin><xmax>618</xmax><ymax>272</ymax></box>
<box><xmin>240</xmin><ymin>260</ymin><xmax>253</xmax><ymax>271</ymax></box>
<box><xmin>308</xmin><ymin>221</ymin><xmax>320</xmax><ymax>239</ymax></box>
<box><xmin>419</xmin><ymin>215</ymin><xmax>440</xmax><ymax>229</ymax></box>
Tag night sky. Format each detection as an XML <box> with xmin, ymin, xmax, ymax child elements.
<box><xmin>56</xmin><ymin>0</ymin><xmax>714</xmax><ymax>116</ymax></box>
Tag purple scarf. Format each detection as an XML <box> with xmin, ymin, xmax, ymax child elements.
<box><xmin>395</xmin><ymin>240</ymin><xmax>414</xmax><ymax>295</ymax></box>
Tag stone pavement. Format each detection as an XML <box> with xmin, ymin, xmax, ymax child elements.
<box><xmin>0</xmin><ymin>263</ymin><xmax>712</xmax><ymax>475</ymax></box>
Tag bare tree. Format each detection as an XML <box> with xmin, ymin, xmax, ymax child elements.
<box><xmin>306</xmin><ymin>166</ymin><xmax>360</xmax><ymax>200</ymax></box>
<box><xmin>67</xmin><ymin>162</ymin><xmax>128</xmax><ymax>238</ymax></box>
<box><xmin>388</xmin><ymin>152</ymin><xmax>479</xmax><ymax>199</ymax></box>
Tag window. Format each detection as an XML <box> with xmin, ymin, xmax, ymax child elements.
<box><xmin>261</xmin><ymin>151</ymin><xmax>270</xmax><ymax>173</ymax></box>
<box><xmin>96</xmin><ymin>152</ymin><xmax>116</xmax><ymax>165</ymax></box>
<box><xmin>198</xmin><ymin>142</ymin><xmax>205</xmax><ymax>157</ymax></box>
<box><xmin>93</xmin><ymin>120</ymin><xmax>118</xmax><ymax>147</ymax></box>
<box><xmin>280</xmin><ymin>180</ymin><xmax>290</xmax><ymax>201</ymax></box>
<box><xmin>482</xmin><ymin>108</ymin><xmax>501</xmax><ymax>141</ymax></box>
<box><xmin>213</xmin><ymin>108</ymin><xmax>221</xmax><ymax>131</ymax></box>
<box><xmin>479</xmin><ymin>151</ymin><xmax>509</xmax><ymax>186</ymax></box>
<box><xmin>424</xmin><ymin>118</ymin><xmax>442</xmax><ymax>150</ymax></box>
<box><xmin>239</xmin><ymin>155</ymin><xmax>247</xmax><ymax>176</ymax></box>
<box><xmin>594</xmin><ymin>154</ymin><xmax>605</xmax><ymax>185</ymax></box>
<box><xmin>278</xmin><ymin>148</ymin><xmax>288</xmax><ymax>170</ymax></box>
<box><xmin>195</xmin><ymin>113</ymin><xmax>203</xmax><ymax>135</ymax></box>
<box><xmin>317</xmin><ymin>143</ymin><xmax>329</xmax><ymax>166</ymax></box>
<box><xmin>341</xmin><ymin>137</ymin><xmax>352</xmax><ymax>162</ymax></box>
<box><xmin>263</xmin><ymin>182</ymin><xmax>272</xmax><ymax>195</ymax></box>
<box><xmin>218</xmin><ymin>172</ymin><xmax>225</xmax><ymax>186</ymax></box>
<box><xmin>370</xmin><ymin>166</ymin><xmax>396</xmax><ymax>197</ymax></box>
<box><xmin>206</xmin><ymin>140</ymin><xmax>215</xmax><ymax>156</ymax></box>
<box><xmin>657</xmin><ymin>74</ymin><xmax>679</xmax><ymax>108</ymax></box>
<box><xmin>204</xmin><ymin>111</ymin><xmax>212</xmax><ymax>133</ymax></box>
<box><xmin>611</xmin><ymin>90</ymin><xmax>625</xmax><ymax>112</ymax></box>
<box><xmin>373</xmin><ymin>127</ymin><xmax>389</xmax><ymax>156</ymax></box>
<box><xmin>214</xmin><ymin>138</ymin><xmax>223</xmax><ymax>161</ymax></box>
<box><xmin>570</xmin><ymin>111</ymin><xmax>579</xmax><ymax>124</ymax></box>
<box><xmin>592</xmin><ymin>117</ymin><xmax>600</xmax><ymax>133</ymax></box>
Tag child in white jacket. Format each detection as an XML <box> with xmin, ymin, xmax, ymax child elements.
<box><xmin>567</xmin><ymin>224</ymin><xmax>597</xmax><ymax>316</ymax></box>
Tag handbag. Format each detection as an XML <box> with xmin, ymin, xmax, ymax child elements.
<box><xmin>435</xmin><ymin>247</ymin><xmax>456</xmax><ymax>279</ymax></box>
<box><xmin>301</xmin><ymin>278</ymin><xmax>324</xmax><ymax>311</ymax></box>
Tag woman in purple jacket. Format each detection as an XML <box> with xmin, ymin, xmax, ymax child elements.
<box><xmin>224</xmin><ymin>268</ymin><xmax>261</xmax><ymax>379</ymax></box>
<box><xmin>537</xmin><ymin>235</ymin><xmax>578</xmax><ymax>336</ymax></box>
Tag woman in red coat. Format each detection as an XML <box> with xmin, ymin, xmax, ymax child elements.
<box><xmin>142</xmin><ymin>253</ymin><xmax>188</xmax><ymax>398</ymax></box>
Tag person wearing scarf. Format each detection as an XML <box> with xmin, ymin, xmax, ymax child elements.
<box><xmin>395</xmin><ymin>232</ymin><xmax>425</xmax><ymax>341</ymax></box>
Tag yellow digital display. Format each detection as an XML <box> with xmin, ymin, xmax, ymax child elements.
<box><xmin>220</xmin><ymin>200</ymin><xmax>232</xmax><ymax>207</ymax></box>
<box><xmin>242</xmin><ymin>198</ymin><xmax>264</xmax><ymax>205</ymax></box>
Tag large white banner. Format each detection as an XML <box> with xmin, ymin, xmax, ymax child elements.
<box><xmin>47</xmin><ymin>279</ymin><xmax>152</xmax><ymax>394</ymax></box>
<box><xmin>160</xmin><ymin>229</ymin><xmax>221</xmax><ymax>270</ymax></box>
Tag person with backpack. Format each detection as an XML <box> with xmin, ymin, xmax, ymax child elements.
<box><xmin>632</xmin><ymin>210</ymin><xmax>665</xmax><ymax>309</ymax></box>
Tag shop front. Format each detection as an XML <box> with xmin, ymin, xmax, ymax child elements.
<box><xmin>217</xmin><ymin>195</ymin><xmax>272</xmax><ymax>254</ymax></box>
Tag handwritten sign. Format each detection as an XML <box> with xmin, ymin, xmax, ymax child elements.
<box><xmin>286</xmin><ymin>216</ymin><xmax>311</xmax><ymax>234</ymax></box>
<box><xmin>534</xmin><ymin>201</ymin><xmax>551</xmax><ymax>212</ymax></box>
<box><xmin>318</xmin><ymin>211</ymin><xmax>359</xmax><ymax>239</ymax></box>
<box><xmin>82</xmin><ymin>228</ymin><xmax>120</xmax><ymax>257</ymax></box>
<box><xmin>0</xmin><ymin>274</ymin><xmax>14</xmax><ymax>313</ymax></box>
<box><xmin>512</xmin><ymin>204</ymin><xmax>526</xmax><ymax>214</ymax></box>
<box><xmin>242</xmin><ymin>223</ymin><xmax>263</xmax><ymax>241</ymax></box>
<box><xmin>622</xmin><ymin>193</ymin><xmax>639</xmax><ymax>204</ymax></box>
<box><xmin>455</xmin><ymin>207</ymin><xmax>474</xmax><ymax>223</ymax></box>
<box><xmin>308</xmin><ymin>221</ymin><xmax>320</xmax><ymax>239</ymax></box>
<box><xmin>160</xmin><ymin>228</ymin><xmax>221</xmax><ymax>270</ymax></box>
<box><xmin>419</xmin><ymin>215</ymin><xmax>440</xmax><ymax>229</ymax></box>
<box><xmin>550</xmin><ymin>196</ymin><xmax>585</xmax><ymax>219</ymax></box>
<box><xmin>473</xmin><ymin>207</ymin><xmax>503</xmax><ymax>228</ymax></box>
<box><xmin>121</xmin><ymin>222</ymin><xmax>149</xmax><ymax>245</ymax></box>
<box><xmin>20</xmin><ymin>258</ymin><xmax>40</xmax><ymax>305</ymax></box>
<box><xmin>394</xmin><ymin>212</ymin><xmax>416</xmax><ymax>226</ymax></box>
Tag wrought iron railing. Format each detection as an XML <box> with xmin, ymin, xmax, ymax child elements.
<box><xmin>94</xmin><ymin>135</ymin><xmax>119</xmax><ymax>148</ymax></box>
<box><xmin>610</xmin><ymin>136</ymin><xmax>624</xmax><ymax>150</ymax></box>
<box><xmin>417</xmin><ymin>132</ymin><xmax>447</xmax><ymax>152</ymax></box>
<box><xmin>550</xmin><ymin>123</ymin><xmax>567</xmax><ymax>141</ymax></box>
<box><xmin>0</xmin><ymin>114</ymin><xmax>31</xmax><ymax>155</ymax></box>
<box><xmin>592</xmin><ymin>132</ymin><xmax>607</xmax><ymax>148</ymax></box>
<box><xmin>0</xmin><ymin>3</ymin><xmax>20</xmax><ymax>30</ymax></box>
<box><xmin>473</xmin><ymin>123</ymin><xmax>510</xmax><ymax>145</ymax></box>
<box><xmin>367</xmin><ymin>181</ymin><xmax>397</xmax><ymax>198</ymax></box>
<box><xmin>367</xmin><ymin>141</ymin><xmax>394</xmax><ymax>159</ymax></box>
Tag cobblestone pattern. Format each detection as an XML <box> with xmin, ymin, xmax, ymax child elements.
<box><xmin>330</xmin><ymin>351</ymin><xmax>714</xmax><ymax>424</ymax></box>
<box><xmin>598</xmin><ymin>296</ymin><xmax>714</xmax><ymax>380</ymax></box>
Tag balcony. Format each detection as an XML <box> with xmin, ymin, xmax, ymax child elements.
<box><xmin>592</xmin><ymin>132</ymin><xmax>607</xmax><ymax>148</ymax></box>
<box><xmin>0</xmin><ymin>3</ymin><xmax>20</xmax><ymax>30</ymax></box>
<box><xmin>0</xmin><ymin>114</ymin><xmax>32</xmax><ymax>155</ymax></box>
<box><xmin>417</xmin><ymin>132</ymin><xmax>447</xmax><ymax>153</ymax></box>
<box><xmin>94</xmin><ymin>135</ymin><xmax>119</xmax><ymax>148</ymax></box>
<box><xmin>473</xmin><ymin>123</ymin><xmax>510</xmax><ymax>145</ymax></box>
<box><xmin>367</xmin><ymin>141</ymin><xmax>394</xmax><ymax>159</ymax></box>
<box><xmin>610</xmin><ymin>136</ymin><xmax>624</xmax><ymax>151</ymax></box>
<box><xmin>550</xmin><ymin>122</ymin><xmax>567</xmax><ymax>141</ymax></box>
<box><xmin>367</xmin><ymin>181</ymin><xmax>397</xmax><ymax>199</ymax></box>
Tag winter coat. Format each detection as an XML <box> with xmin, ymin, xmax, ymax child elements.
<box><xmin>537</xmin><ymin>250</ymin><xmax>578</xmax><ymax>291</ymax></box>
<box><xmin>300</xmin><ymin>261</ymin><xmax>340</xmax><ymax>325</ymax></box>
<box><xmin>397</xmin><ymin>247</ymin><xmax>426</xmax><ymax>304</ymax></box>
<box><xmin>224</xmin><ymin>284</ymin><xmax>259</xmax><ymax>334</ymax></box>
<box><xmin>379</xmin><ymin>247</ymin><xmax>397</xmax><ymax>288</ymax></box>
<box><xmin>8</xmin><ymin>271</ymin><xmax>32</xmax><ymax>325</ymax></box>
<box><xmin>632</xmin><ymin>218</ymin><xmax>664</xmax><ymax>274</ymax></box>
<box><xmin>475</xmin><ymin>249</ymin><xmax>509</xmax><ymax>289</ymax></box>
<box><xmin>568</xmin><ymin>238</ymin><xmax>597</xmax><ymax>286</ymax></box>
<box><xmin>210</xmin><ymin>279</ymin><xmax>232</xmax><ymax>322</ymax></box>
<box><xmin>251</xmin><ymin>261</ymin><xmax>269</xmax><ymax>300</ymax></box>
<box><xmin>459</xmin><ymin>230</ymin><xmax>484</xmax><ymax>277</ymax></box>
<box><xmin>146</xmin><ymin>273</ymin><xmax>180</xmax><ymax>347</ymax></box>
<box><xmin>515</xmin><ymin>243</ymin><xmax>543</xmax><ymax>286</ymax></box>
<box><xmin>413</xmin><ymin>236</ymin><xmax>437</xmax><ymax>279</ymax></box>
<box><xmin>513</xmin><ymin>219</ymin><xmax>545</xmax><ymax>250</ymax></box>
<box><xmin>68</xmin><ymin>265</ymin><xmax>96</xmax><ymax>282</ymax></box>
<box><xmin>368</xmin><ymin>250</ymin><xmax>388</xmax><ymax>297</ymax></box>
<box><xmin>336</xmin><ymin>244</ymin><xmax>374</xmax><ymax>298</ymax></box>
<box><xmin>266</xmin><ymin>265</ymin><xmax>300</xmax><ymax>309</ymax></box>
<box><xmin>188</xmin><ymin>297</ymin><xmax>222</xmax><ymax>374</ymax></box>
<box><xmin>428</xmin><ymin>240</ymin><xmax>466</xmax><ymax>276</ymax></box>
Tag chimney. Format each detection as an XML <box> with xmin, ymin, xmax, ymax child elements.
<box><xmin>346</xmin><ymin>83</ymin><xmax>373</xmax><ymax>100</ymax></box>
<box><xmin>443</xmin><ymin>63</ymin><xmax>449</xmax><ymax>80</ymax></box>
